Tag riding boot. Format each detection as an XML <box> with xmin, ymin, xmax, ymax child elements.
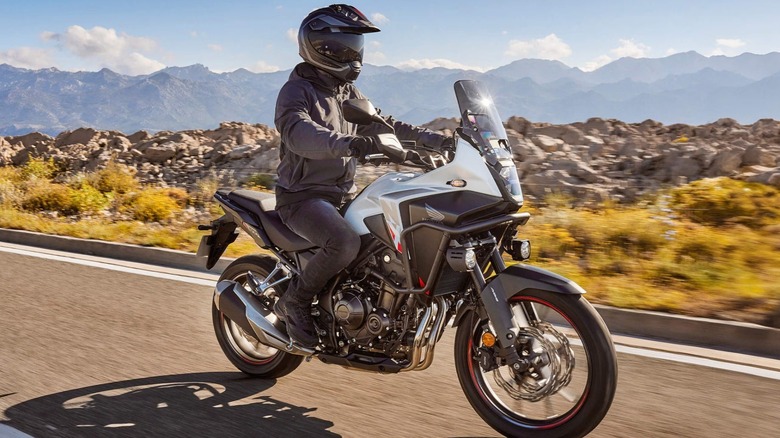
<box><xmin>274</xmin><ymin>277</ymin><xmax>319</xmax><ymax>348</ymax></box>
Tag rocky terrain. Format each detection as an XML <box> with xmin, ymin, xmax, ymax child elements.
<box><xmin>1</xmin><ymin>117</ymin><xmax>779</xmax><ymax>203</ymax></box>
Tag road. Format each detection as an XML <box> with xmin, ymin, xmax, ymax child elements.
<box><xmin>1</xmin><ymin>245</ymin><xmax>779</xmax><ymax>437</ymax></box>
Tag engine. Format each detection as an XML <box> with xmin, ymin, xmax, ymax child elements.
<box><xmin>332</xmin><ymin>283</ymin><xmax>393</xmax><ymax>349</ymax></box>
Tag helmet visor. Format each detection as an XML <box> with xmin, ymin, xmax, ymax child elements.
<box><xmin>309</xmin><ymin>31</ymin><xmax>364</xmax><ymax>63</ymax></box>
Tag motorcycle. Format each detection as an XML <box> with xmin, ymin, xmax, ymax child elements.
<box><xmin>199</xmin><ymin>80</ymin><xmax>617</xmax><ymax>437</ymax></box>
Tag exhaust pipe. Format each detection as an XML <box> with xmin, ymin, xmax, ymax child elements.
<box><xmin>213</xmin><ymin>280</ymin><xmax>314</xmax><ymax>356</ymax></box>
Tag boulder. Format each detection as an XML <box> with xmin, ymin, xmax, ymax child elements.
<box><xmin>144</xmin><ymin>142</ymin><xmax>178</xmax><ymax>163</ymax></box>
<box><xmin>583</xmin><ymin>117</ymin><xmax>610</xmax><ymax>136</ymax></box>
<box><xmin>549</xmin><ymin>159</ymin><xmax>601</xmax><ymax>183</ymax></box>
<box><xmin>8</xmin><ymin>132</ymin><xmax>53</xmax><ymax>149</ymax></box>
<box><xmin>707</xmin><ymin>146</ymin><xmax>745</xmax><ymax>176</ymax></box>
<box><xmin>534</xmin><ymin>125</ymin><xmax>585</xmax><ymax>146</ymax></box>
<box><xmin>746</xmin><ymin>168</ymin><xmax>780</xmax><ymax>187</ymax></box>
<box><xmin>506</xmin><ymin>117</ymin><xmax>533</xmax><ymax>136</ymax></box>
<box><xmin>742</xmin><ymin>145</ymin><xmax>776</xmax><ymax>167</ymax></box>
<box><xmin>531</xmin><ymin>134</ymin><xmax>564</xmax><ymax>152</ymax></box>
<box><xmin>422</xmin><ymin>117</ymin><xmax>459</xmax><ymax>133</ymax></box>
<box><xmin>509</xmin><ymin>136</ymin><xmax>546</xmax><ymax>164</ymax></box>
<box><xmin>55</xmin><ymin>127</ymin><xmax>99</xmax><ymax>148</ymax></box>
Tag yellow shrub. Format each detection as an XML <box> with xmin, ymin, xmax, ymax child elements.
<box><xmin>0</xmin><ymin>166</ymin><xmax>22</xmax><ymax>183</ymax></box>
<box><xmin>191</xmin><ymin>177</ymin><xmax>219</xmax><ymax>207</ymax></box>
<box><xmin>20</xmin><ymin>157</ymin><xmax>58</xmax><ymax>181</ymax></box>
<box><xmin>159</xmin><ymin>187</ymin><xmax>189</xmax><ymax>207</ymax></box>
<box><xmin>89</xmin><ymin>161</ymin><xmax>138</xmax><ymax>194</ymax></box>
<box><xmin>0</xmin><ymin>179</ymin><xmax>23</xmax><ymax>206</ymax></box>
<box><xmin>670</xmin><ymin>177</ymin><xmax>780</xmax><ymax>228</ymax></box>
<box><xmin>127</xmin><ymin>189</ymin><xmax>183</xmax><ymax>222</ymax></box>
<box><xmin>70</xmin><ymin>183</ymin><xmax>110</xmax><ymax>214</ymax></box>
<box><xmin>21</xmin><ymin>180</ymin><xmax>74</xmax><ymax>213</ymax></box>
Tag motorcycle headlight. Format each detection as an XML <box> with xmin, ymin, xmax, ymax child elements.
<box><xmin>498</xmin><ymin>164</ymin><xmax>524</xmax><ymax>205</ymax></box>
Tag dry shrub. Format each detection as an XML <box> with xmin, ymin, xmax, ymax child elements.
<box><xmin>20</xmin><ymin>157</ymin><xmax>58</xmax><ymax>181</ymax></box>
<box><xmin>21</xmin><ymin>180</ymin><xmax>74</xmax><ymax>213</ymax></box>
<box><xmin>89</xmin><ymin>161</ymin><xmax>139</xmax><ymax>194</ymax></box>
<box><xmin>20</xmin><ymin>179</ymin><xmax>109</xmax><ymax>215</ymax></box>
<box><xmin>670</xmin><ymin>177</ymin><xmax>780</xmax><ymax>228</ymax></box>
<box><xmin>127</xmin><ymin>188</ymin><xmax>183</xmax><ymax>222</ymax></box>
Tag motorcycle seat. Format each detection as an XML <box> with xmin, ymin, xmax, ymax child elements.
<box><xmin>224</xmin><ymin>189</ymin><xmax>315</xmax><ymax>252</ymax></box>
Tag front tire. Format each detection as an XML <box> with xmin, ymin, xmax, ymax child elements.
<box><xmin>212</xmin><ymin>255</ymin><xmax>303</xmax><ymax>378</ymax></box>
<box><xmin>455</xmin><ymin>289</ymin><xmax>617</xmax><ymax>438</ymax></box>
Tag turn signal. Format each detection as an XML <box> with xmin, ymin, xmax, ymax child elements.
<box><xmin>482</xmin><ymin>332</ymin><xmax>496</xmax><ymax>347</ymax></box>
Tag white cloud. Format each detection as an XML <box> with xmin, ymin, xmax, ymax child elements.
<box><xmin>396</xmin><ymin>58</ymin><xmax>484</xmax><ymax>72</ymax></box>
<box><xmin>0</xmin><ymin>47</ymin><xmax>54</xmax><ymax>69</ymax></box>
<box><xmin>716</xmin><ymin>38</ymin><xmax>746</xmax><ymax>49</ymax></box>
<box><xmin>611</xmin><ymin>39</ymin><xmax>650</xmax><ymax>58</ymax></box>
<box><xmin>41</xmin><ymin>25</ymin><xmax>164</xmax><ymax>75</ymax></box>
<box><xmin>371</xmin><ymin>12</ymin><xmax>389</xmax><ymax>25</ymax></box>
<box><xmin>505</xmin><ymin>34</ymin><xmax>572</xmax><ymax>60</ymax></box>
<box><xmin>287</xmin><ymin>28</ymin><xmax>298</xmax><ymax>44</ymax></box>
<box><xmin>581</xmin><ymin>55</ymin><xmax>612</xmax><ymax>72</ymax></box>
<box><xmin>666</xmin><ymin>47</ymin><xmax>679</xmax><ymax>56</ymax></box>
<box><xmin>579</xmin><ymin>39</ymin><xmax>651</xmax><ymax>72</ymax></box>
<box><xmin>365</xmin><ymin>51</ymin><xmax>386</xmax><ymax>63</ymax></box>
<box><xmin>113</xmin><ymin>52</ymin><xmax>167</xmax><ymax>76</ymax></box>
<box><xmin>249</xmin><ymin>60</ymin><xmax>280</xmax><ymax>73</ymax></box>
<box><xmin>207</xmin><ymin>44</ymin><xmax>223</xmax><ymax>52</ymax></box>
<box><xmin>709</xmin><ymin>38</ymin><xmax>747</xmax><ymax>56</ymax></box>
<box><xmin>190</xmin><ymin>31</ymin><xmax>199</xmax><ymax>38</ymax></box>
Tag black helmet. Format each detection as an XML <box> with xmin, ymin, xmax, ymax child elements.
<box><xmin>298</xmin><ymin>4</ymin><xmax>380</xmax><ymax>83</ymax></box>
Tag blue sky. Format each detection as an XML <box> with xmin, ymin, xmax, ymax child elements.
<box><xmin>2</xmin><ymin>0</ymin><xmax>780</xmax><ymax>75</ymax></box>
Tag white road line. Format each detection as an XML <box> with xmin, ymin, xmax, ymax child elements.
<box><xmin>2</xmin><ymin>243</ymin><xmax>779</xmax><ymax>381</ymax></box>
<box><xmin>614</xmin><ymin>344</ymin><xmax>780</xmax><ymax>381</ymax></box>
<box><xmin>0</xmin><ymin>245</ymin><xmax>216</xmax><ymax>287</ymax></box>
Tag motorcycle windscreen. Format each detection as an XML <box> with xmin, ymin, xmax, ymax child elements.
<box><xmin>454</xmin><ymin>80</ymin><xmax>512</xmax><ymax>166</ymax></box>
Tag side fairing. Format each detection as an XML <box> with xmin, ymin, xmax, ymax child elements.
<box><xmin>344</xmin><ymin>139</ymin><xmax>503</xmax><ymax>243</ymax></box>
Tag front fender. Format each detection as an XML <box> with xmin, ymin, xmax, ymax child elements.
<box><xmin>489</xmin><ymin>264</ymin><xmax>586</xmax><ymax>298</ymax></box>
<box><xmin>455</xmin><ymin>264</ymin><xmax>586</xmax><ymax>350</ymax></box>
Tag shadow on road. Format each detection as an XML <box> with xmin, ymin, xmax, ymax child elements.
<box><xmin>2</xmin><ymin>372</ymin><xmax>338</xmax><ymax>437</ymax></box>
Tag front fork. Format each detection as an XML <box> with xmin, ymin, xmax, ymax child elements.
<box><xmin>469</xmin><ymin>249</ymin><xmax>535</xmax><ymax>369</ymax></box>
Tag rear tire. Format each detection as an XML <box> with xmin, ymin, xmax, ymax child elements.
<box><xmin>454</xmin><ymin>290</ymin><xmax>617</xmax><ymax>438</ymax></box>
<box><xmin>212</xmin><ymin>255</ymin><xmax>303</xmax><ymax>378</ymax></box>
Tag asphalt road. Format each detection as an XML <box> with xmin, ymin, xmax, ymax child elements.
<box><xmin>1</xmin><ymin>247</ymin><xmax>779</xmax><ymax>437</ymax></box>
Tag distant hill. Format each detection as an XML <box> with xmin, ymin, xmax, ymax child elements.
<box><xmin>2</xmin><ymin>51</ymin><xmax>780</xmax><ymax>135</ymax></box>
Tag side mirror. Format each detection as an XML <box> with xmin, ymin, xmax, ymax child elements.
<box><xmin>342</xmin><ymin>99</ymin><xmax>380</xmax><ymax>125</ymax></box>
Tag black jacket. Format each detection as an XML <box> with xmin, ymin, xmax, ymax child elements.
<box><xmin>274</xmin><ymin>62</ymin><xmax>443</xmax><ymax>207</ymax></box>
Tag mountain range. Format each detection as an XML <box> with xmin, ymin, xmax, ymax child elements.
<box><xmin>2</xmin><ymin>51</ymin><xmax>780</xmax><ymax>136</ymax></box>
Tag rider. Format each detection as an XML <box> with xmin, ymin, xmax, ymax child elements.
<box><xmin>273</xmin><ymin>4</ymin><xmax>450</xmax><ymax>348</ymax></box>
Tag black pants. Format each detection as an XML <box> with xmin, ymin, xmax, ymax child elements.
<box><xmin>276</xmin><ymin>198</ymin><xmax>361</xmax><ymax>297</ymax></box>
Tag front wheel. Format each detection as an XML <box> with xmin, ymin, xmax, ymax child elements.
<box><xmin>212</xmin><ymin>255</ymin><xmax>303</xmax><ymax>378</ymax></box>
<box><xmin>455</xmin><ymin>290</ymin><xmax>617</xmax><ymax>438</ymax></box>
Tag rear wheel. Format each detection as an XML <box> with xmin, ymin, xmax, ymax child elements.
<box><xmin>212</xmin><ymin>255</ymin><xmax>303</xmax><ymax>378</ymax></box>
<box><xmin>455</xmin><ymin>290</ymin><xmax>617</xmax><ymax>438</ymax></box>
